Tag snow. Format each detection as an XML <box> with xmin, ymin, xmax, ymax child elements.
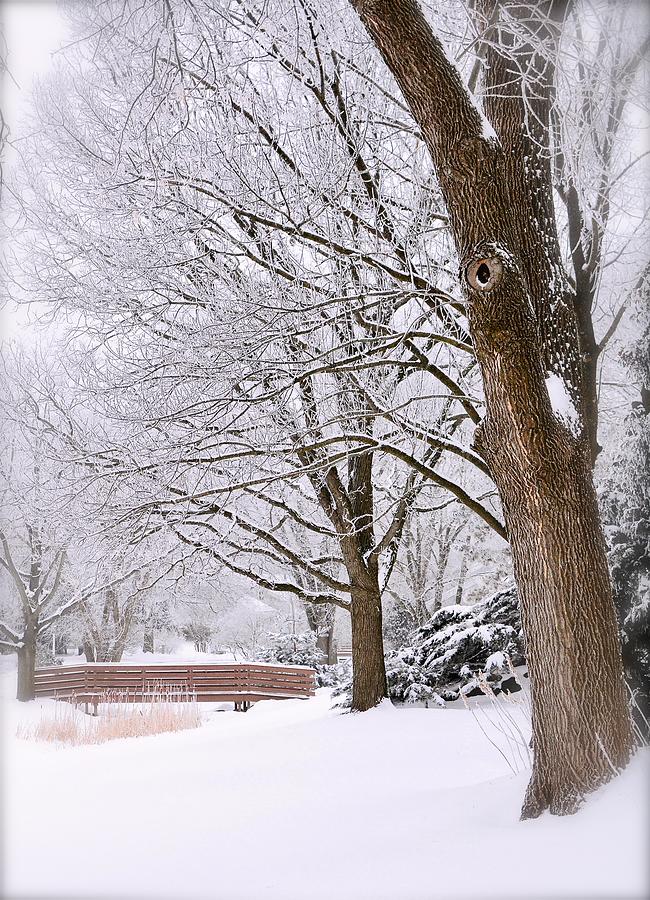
<box><xmin>545</xmin><ymin>372</ymin><xmax>581</xmax><ymax>436</ymax></box>
<box><xmin>480</xmin><ymin>113</ymin><xmax>498</xmax><ymax>142</ymax></box>
<box><xmin>1</xmin><ymin>663</ymin><xmax>647</xmax><ymax>900</ymax></box>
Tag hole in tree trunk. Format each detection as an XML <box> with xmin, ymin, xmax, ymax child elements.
<box><xmin>476</xmin><ymin>263</ymin><xmax>491</xmax><ymax>284</ymax></box>
<box><xmin>466</xmin><ymin>255</ymin><xmax>503</xmax><ymax>292</ymax></box>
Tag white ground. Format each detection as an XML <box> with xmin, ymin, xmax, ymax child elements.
<box><xmin>1</xmin><ymin>659</ymin><xmax>647</xmax><ymax>900</ymax></box>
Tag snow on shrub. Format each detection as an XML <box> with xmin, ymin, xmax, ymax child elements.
<box><xmin>317</xmin><ymin>659</ymin><xmax>352</xmax><ymax>689</ymax></box>
<box><xmin>259</xmin><ymin>630</ymin><xmax>326</xmax><ymax>668</ymax></box>
<box><xmin>333</xmin><ymin>587</ymin><xmax>525</xmax><ymax>707</ymax></box>
<box><xmin>388</xmin><ymin>586</ymin><xmax>525</xmax><ymax>703</ymax></box>
<box><xmin>385</xmin><ymin>655</ymin><xmax>445</xmax><ymax>706</ymax></box>
<box><xmin>260</xmin><ymin>631</ymin><xmax>351</xmax><ymax>689</ymax></box>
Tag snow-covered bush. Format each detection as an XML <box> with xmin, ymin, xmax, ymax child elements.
<box><xmin>36</xmin><ymin>636</ymin><xmax>61</xmax><ymax>667</ymax></box>
<box><xmin>387</xmin><ymin>586</ymin><xmax>524</xmax><ymax>703</ymax></box>
<box><xmin>317</xmin><ymin>659</ymin><xmax>352</xmax><ymax>689</ymax></box>
<box><xmin>384</xmin><ymin>654</ymin><xmax>445</xmax><ymax>706</ymax></box>
<box><xmin>181</xmin><ymin>622</ymin><xmax>213</xmax><ymax>653</ymax></box>
<box><xmin>259</xmin><ymin>631</ymin><xmax>352</xmax><ymax>689</ymax></box>
<box><xmin>259</xmin><ymin>630</ymin><xmax>326</xmax><ymax>669</ymax></box>
<box><xmin>335</xmin><ymin>587</ymin><xmax>524</xmax><ymax>707</ymax></box>
<box><xmin>407</xmin><ymin>586</ymin><xmax>524</xmax><ymax>695</ymax></box>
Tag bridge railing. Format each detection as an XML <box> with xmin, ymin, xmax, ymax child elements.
<box><xmin>33</xmin><ymin>662</ymin><xmax>316</xmax><ymax>711</ymax></box>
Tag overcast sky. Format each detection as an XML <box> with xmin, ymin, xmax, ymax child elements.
<box><xmin>2</xmin><ymin>1</ymin><xmax>67</xmax><ymax>158</ymax></box>
<box><xmin>2</xmin><ymin>1</ymin><xmax>68</xmax><ymax>339</ymax></box>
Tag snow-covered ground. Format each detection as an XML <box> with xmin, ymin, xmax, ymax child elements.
<box><xmin>1</xmin><ymin>660</ymin><xmax>647</xmax><ymax>900</ymax></box>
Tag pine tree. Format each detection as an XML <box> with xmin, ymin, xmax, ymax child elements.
<box><xmin>601</xmin><ymin>295</ymin><xmax>650</xmax><ymax>720</ymax></box>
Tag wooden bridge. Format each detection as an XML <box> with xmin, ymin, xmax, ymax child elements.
<box><xmin>34</xmin><ymin>662</ymin><xmax>316</xmax><ymax>714</ymax></box>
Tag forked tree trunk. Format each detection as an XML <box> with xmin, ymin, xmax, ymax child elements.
<box><xmin>351</xmin><ymin>0</ymin><xmax>633</xmax><ymax>816</ymax></box>
<box><xmin>350</xmin><ymin>586</ymin><xmax>387</xmax><ymax>711</ymax></box>
<box><xmin>17</xmin><ymin>626</ymin><xmax>37</xmax><ymax>702</ymax></box>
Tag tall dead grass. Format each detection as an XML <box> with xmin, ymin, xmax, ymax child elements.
<box><xmin>17</xmin><ymin>692</ymin><xmax>202</xmax><ymax>745</ymax></box>
<box><xmin>462</xmin><ymin>660</ymin><xmax>532</xmax><ymax>775</ymax></box>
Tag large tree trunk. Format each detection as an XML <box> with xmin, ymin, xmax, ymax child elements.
<box><xmin>17</xmin><ymin>625</ymin><xmax>37</xmax><ymax>702</ymax></box>
<box><xmin>350</xmin><ymin>585</ymin><xmax>387</xmax><ymax>711</ymax></box>
<box><xmin>351</xmin><ymin>0</ymin><xmax>633</xmax><ymax>816</ymax></box>
<box><xmin>109</xmin><ymin>643</ymin><xmax>126</xmax><ymax>663</ymax></box>
<box><xmin>476</xmin><ymin>345</ymin><xmax>631</xmax><ymax>816</ymax></box>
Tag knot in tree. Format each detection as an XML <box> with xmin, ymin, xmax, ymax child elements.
<box><xmin>466</xmin><ymin>256</ymin><xmax>503</xmax><ymax>293</ymax></box>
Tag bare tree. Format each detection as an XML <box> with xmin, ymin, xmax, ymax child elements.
<box><xmin>7</xmin><ymin>0</ymin><xmax>501</xmax><ymax>710</ymax></box>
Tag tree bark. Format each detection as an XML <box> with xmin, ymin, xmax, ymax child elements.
<box><xmin>454</xmin><ymin>539</ymin><xmax>470</xmax><ymax>606</ymax></box>
<box><xmin>325</xmin><ymin>622</ymin><xmax>337</xmax><ymax>666</ymax></box>
<box><xmin>432</xmin><ymin>537</ymin><xmax>451</xmax><ymax>612</ymax></box>
<box><xmin>306</xmin><ymin>600</ymin><xmax>337</xmax><ymax>664</ymax></box>
<box><xmin>350</xmin><ymin>585</ymin><xmax>387</xmax><ymax>711</ymax></box>
<box><xmin>143</xmin><ymin>625</ymin><xmax>154</xmax><ymax>654</ymax></box>
<box><xmin>350</xmin><ymin>0</ymin><xmax>633</xmax><ymax>816</ymax></box>
<box><xmin>17</xmin><ymin>625</ymin><xmax>37</xmax><ymax>702</ymax></box>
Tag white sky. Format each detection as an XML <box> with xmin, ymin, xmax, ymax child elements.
<box><xmin>2</xmin><ymin>1</ymin><xmax>67</xmax><ymax>156</ymax></box>
<box><xmin>1</xmin><ymin>1</ymin><xmax>68</xmax><ymax>341</ymax></box>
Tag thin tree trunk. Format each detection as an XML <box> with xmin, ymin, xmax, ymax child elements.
<box><xmin>351</xmin><ymin>0</ymin><xmax>632</xmax><ymax>816</ymax></box>
<box><xmin>350</xmin><ymin>586</ymin><xmax>387</xmax><ymax>711</ymax></box>
<box><xmin>432</xmin><ymin>539</ymin><xmax>451</xmax><ymax>612</ymax></box>
<box><xmin>326</xmin><ymin>624</ymin><xmax>337</xmax><ymax>666</ymax></box>
<box><xmin>17</xmin><ymin>626</ymin><xmax>37</xmax><ymax>702</ymax></box>
<box><xmin>316</xmin><ymin>629</ymin><xmax>329</xmax><ymax>660</ymax></box>
<box><xmin>143</xmin><ymin>625</ymin><xmax>154</xmax><ymax>654</ymax></box>
<box><xmin>454</xmin><ymin>540</ymin><xmax>470</xmax><ymax>605</ymax></box>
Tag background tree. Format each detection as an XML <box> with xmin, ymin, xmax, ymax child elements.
<box><xmin>7</xmin><ymin>0</ymin><xmax>502</xmax><ymax>710</ymax></box>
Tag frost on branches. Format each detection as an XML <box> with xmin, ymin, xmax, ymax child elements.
<box><xmin>601</xmin><ymin>295</ymin><xmax>650</xmax><ymax>720</ymax></box>
<box><xmin>259</xmin><ymin>629</ymin><xmax>351</xmax><ymax>688</ymax></box>
<box><xmin>259</xmin><ymin>631</ymin><xmax>326</xmax><ymax>669</ymax></box>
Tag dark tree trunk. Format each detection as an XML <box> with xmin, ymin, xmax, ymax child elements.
<box><xmin>350</xmin><ymin>586</ymin><xmax>387</xmax><ymax>711</ymax></box>
<box><xmin>476</xmin><ymin>341</ymin><xmax>631</xmax><ymax>816</ymax></box>
<box><xmin>325</xmin><ymin>624</ymin><xmax>337</xmax><ymax>666</ymax></box>
<box><xmin>110</xmin><ymin>643</ymin><xmax>126</xmax><ymax>663</ymax></box>
<box><xmin>454</xmin><ymin>540</ymin><xmax>470</xmax><ymax>606</ymax></box>
<box><xmin>17</xmin><ymin>626</ymin><xmax>37</xmax><ymax>701</ymax></box>
<box><xmin>351</xmin><ymin>0</ymin><xmax>633</xmax><ymax>816</ymax></box>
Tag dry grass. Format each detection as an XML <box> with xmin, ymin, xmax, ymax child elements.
<box><xmin>17</xmin><ymin>691</ymin><xmax>202</xmax><ymax>746</ymax></box>
<box><xmin>462</xmin><ymin>659</ymin><xmax>532</xmax><ymax>775</ymax></box>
